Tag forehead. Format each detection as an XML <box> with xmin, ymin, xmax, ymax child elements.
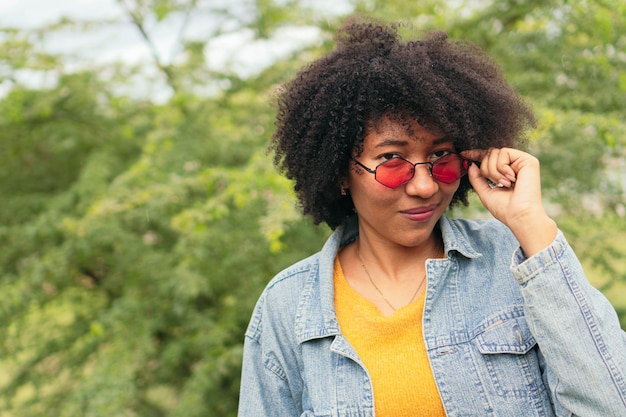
<box><xmin>365</xmin><ymin>114</ymin><xmax>443</xmax><ymax>142</ymax></box>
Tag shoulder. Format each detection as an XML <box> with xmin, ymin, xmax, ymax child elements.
<box><xmin>442</xmin><ymin>216</ymin><xmax>519</xmax><ymax>257</ymax></box>
<box><xmin>447</xmin><ymin>216</ymin><xmax>513</xmax><ymax>237</ymax></box>
<box><xmin>245</xmin><ymin>226</ymin><xmax>343</xmax><ymax>343</ymax></box>
<box><xmin>265</xmin><ymin>252</ymin><xmax>321</xmax><ymax>302</ymax></box>
<box><xmin>245</xmin><ymin>252</ymin><xmax>321</xmax><ymax>340</ymax></box>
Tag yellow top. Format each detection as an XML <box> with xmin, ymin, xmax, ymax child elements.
<box><xmin>334</xmin><ymin>257</ymin><xmax>446</xmax><ymax>416</ymax></box>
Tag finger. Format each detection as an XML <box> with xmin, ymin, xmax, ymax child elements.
<box><xmin>479</xmin><ymin>148</ymin><xmax>515</xmax><ymax>188</ymax></box>
<box><xmin>479</xmin><ymin>149</ymin><xmax>506</xmax><ymax>187</ymax></box>
<box><xmin>496</xmin><ymin>149</ymin><xmax>517</xmax><ymax>183</ymax></box>
<box><xmin>467</xmin><ymin>161</ymin><xmax>494</xmax><ymax>196</ymax></box>
<box><xmin>460</xmin><ymin>149</ymin><xmax>489</xmax><ymax>163</ymax></box>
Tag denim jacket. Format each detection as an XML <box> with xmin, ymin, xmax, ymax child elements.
<box><xmin>238</xmin><ymin>216</ymin><xmax>626</xmax><ymax>416</ymax></box>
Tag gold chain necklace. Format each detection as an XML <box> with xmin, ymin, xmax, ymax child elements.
<box><xmin>355</xmin><ymin>246</ymin><xmax>426</xmax><ymax>312</ymax></box>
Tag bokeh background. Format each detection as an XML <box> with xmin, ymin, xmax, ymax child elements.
<box><xmin>1</xmin><ymin>0</ymin><xmax>625</xmax><ymax>415</ymax></box>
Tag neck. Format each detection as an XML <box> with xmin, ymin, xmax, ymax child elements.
<box><xmin>355</xmin><ymin>232</ymin><xmax>443</xmax><ymax>283</ymax></box>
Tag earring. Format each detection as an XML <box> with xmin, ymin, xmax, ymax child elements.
<box><xmin>341</xmin><ymin>187</ymin><xmax>348</xmax><ymax>196</ymax></box>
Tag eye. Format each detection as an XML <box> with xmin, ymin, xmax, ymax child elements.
<box><xmin>431</xmin><ymin>149</ymin><xmax>452</xmax><ymax>161</ymax></box>
<box><xmin>379</xmin><ymin>152</ymin><xmax>403</xmax><ymax>161</ymax></box>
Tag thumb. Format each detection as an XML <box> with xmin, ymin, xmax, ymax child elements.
<box><xmin>467</xmin><ymin>162</ymin><xmax>491</xmax><ymax>196</ymax></box>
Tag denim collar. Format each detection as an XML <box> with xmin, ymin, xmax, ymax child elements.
<box><xmin>294</xmin><ymin>214</ymin><xmax>482</xmax><ymax>344</ymax></box>
<box><xmin>439</xmin><ymin>215</ymin><xmax>483</xmax><ymax>259</ymax></box>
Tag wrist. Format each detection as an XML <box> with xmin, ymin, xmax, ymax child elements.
<box><xmin>508</xmin><ymin>211</ymin><xmax>558</xmax><ymax>258</ymax></box>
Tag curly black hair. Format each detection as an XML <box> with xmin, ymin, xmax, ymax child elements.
<box><xmin>271</xmin><ymin>17</ymin><xmax>535</xmax><ymax>230</ymax></box>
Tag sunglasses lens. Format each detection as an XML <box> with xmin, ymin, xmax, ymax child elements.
<box><xmin>431</xmin><ymin>154</ymin><xmax>466</xmax><ymax>183</ymax></box>
<box><xmin>376</xmin><ymin>158</ymin><xmax>415</xmax><ymax>188</ymax></box>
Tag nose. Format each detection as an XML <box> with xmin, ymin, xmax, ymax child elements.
<box><xmin>404</xmin><ymin>163</ymin><xmax>438</xmax><ymax>198</ymax></box>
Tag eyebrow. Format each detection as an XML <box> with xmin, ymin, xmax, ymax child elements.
<box><xmin>373</xmin><ymin>136</ymin><xmax>454</xmax><ymax>148</ymax></box>
<box><xmin>432</xmin><ymin>136</ymin><xmax>454</xmax><ymax>145</ymax></box>
<box><xmin>373</xmin><ymin>139</ymin><xmax>409</xmax><ymax>148</ymax></box>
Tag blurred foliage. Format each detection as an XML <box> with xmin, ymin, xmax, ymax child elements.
<box><xmin>0</xmin><ymin>0</ymin><xmax>624</xmax><ymax>415</ymax></box>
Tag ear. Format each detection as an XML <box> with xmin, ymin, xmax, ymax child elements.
<box><xmin>339</xmin><ymin>177</ymin><xmax>350</xmax><ymax>196</ymax></box>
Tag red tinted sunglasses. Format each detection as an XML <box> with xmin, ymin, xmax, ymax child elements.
<box><xmin>352</xmin><ymin>153</ymin><xmax>469</xmax><ymax>188</ymax></box>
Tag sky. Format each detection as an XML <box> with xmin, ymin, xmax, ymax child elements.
<box><xmin>0</xmin><ymin>0</ymin><xmax>353</xmax><ymax>67</ymax></box>
<box><xmin>0</xmin><ymin>0</ymin><xmax>122</xmax><ymax>28</ymax></box>
<box><xmin>0</xmin><ymin>0</ymin><xmax>353</xmax><ymax>100</ymax></box>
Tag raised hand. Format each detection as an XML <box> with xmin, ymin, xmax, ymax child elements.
<box><xmin>461</xmin><ymin>148</ymin><xmax>558</xmax><ymax>257</ymax></box>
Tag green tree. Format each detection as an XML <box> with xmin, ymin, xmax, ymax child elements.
<box><xmin>0</xmin><ymin>1</ymin><xmax>332</xmax><ymax>415</ymax></box>
<box><xmin>0</xmin><ymin>1</ymin><xmax>624</xmax><ymax>416</ymax></box>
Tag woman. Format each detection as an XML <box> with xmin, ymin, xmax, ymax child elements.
<box><xmin>238</xmin><ymin>17</ymin><xmax>626</xmax><ymax>416</ymax></box>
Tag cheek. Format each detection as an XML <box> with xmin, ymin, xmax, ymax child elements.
<box><xmin>440</xmin><ymin>182</ymin><xmax>460</xmax><ymax>202</ymax></box>
<box><xmin>350</xmin><ymin>180</ymin><xmax>397</xmax><ymax>210</ymax></box>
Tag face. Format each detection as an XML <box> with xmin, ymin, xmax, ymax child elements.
<box><xmin>347</xmin><ymin>116</ymin><xmax>461</xmax><ymax>249</ymax></box>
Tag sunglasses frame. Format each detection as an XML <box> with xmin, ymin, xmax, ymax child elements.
<box><xmin>351</xmin><ymin>152</ymin><xmax>469</xmax><ymax>188</ymax></box>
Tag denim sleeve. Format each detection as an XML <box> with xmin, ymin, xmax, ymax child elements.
<box><xmin>237</xmin><ymin>335</ymin><xmax>300</xmax><ymax>417</ymax></box>
<box><xmin>238</xmin><ymin>291</ymin><xmax>302</xmax><ymax>417</ymax></box>
<box><xmin>510</xmin><ymin>231</ymin><xmax>626</xmax><ymax>416</ymax></box>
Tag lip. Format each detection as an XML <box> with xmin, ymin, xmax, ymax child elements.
<box><xmin>400</xmin><ymin>204</ymin><xmax>439</xmax><ymax>222</ymax></box>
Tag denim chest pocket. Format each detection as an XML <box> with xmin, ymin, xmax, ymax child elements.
<box><xmin>472</xmin><ymin>314</ymin><xmax>545</xmax><ymax>399</ymax></box>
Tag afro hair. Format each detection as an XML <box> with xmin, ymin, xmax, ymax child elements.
<box><xmin>271</xmin><ymin>17</ymin><xmax>535</xmax><ymax>229</ymax></box>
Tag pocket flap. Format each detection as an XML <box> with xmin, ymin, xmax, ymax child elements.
<box><xmin>475</xmin><ymin>316</ymin><xmax>536</xmax><ymax>355</ymax></box>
